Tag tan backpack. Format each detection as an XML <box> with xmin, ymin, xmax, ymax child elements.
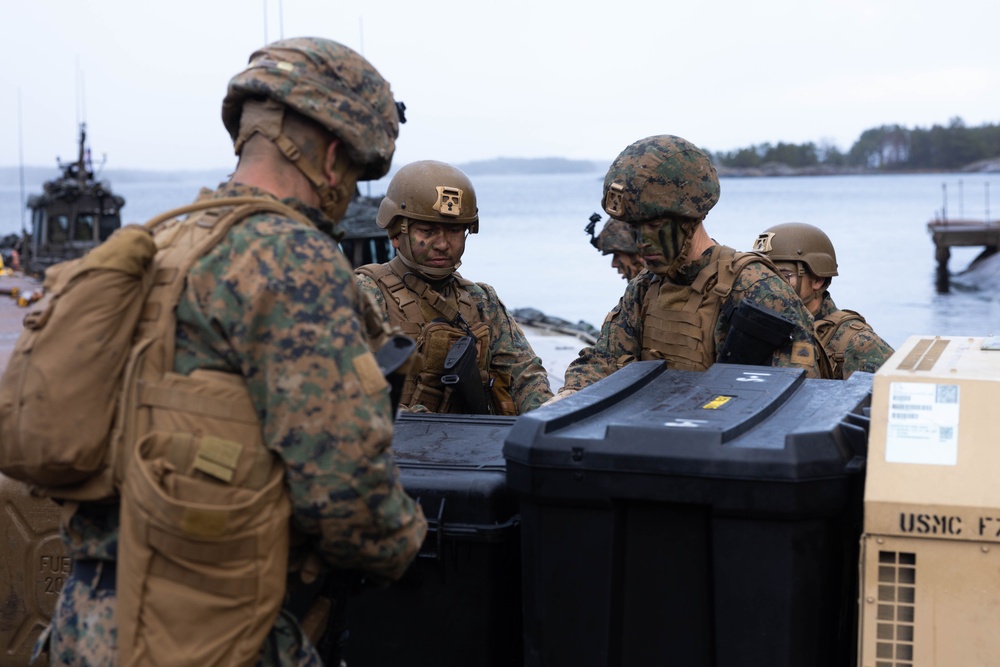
<box><xmin>0</xmin><ymin>196</ymin><xmax>316</xmax><ymax>666</ymax></box>
<box><xmin>0</xmin><ymin>224</ymin><xmax>156</xmax><ymax>496</ymax></box>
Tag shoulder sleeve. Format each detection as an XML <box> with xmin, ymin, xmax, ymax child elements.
<box><xmin>841</xmin><ymin>324</ymin><xmax>895</xmax><ymax>377</ymax></box>
<box><xmin>562</xmin><ymin>274</ymin><xmax>649</xmax><ymax>391</ymax></box>
<box><xmin>724</xmin><ymin>261</ymin><xmax>823</xmax><ymax>378</ymax></box>
<box><xmin>474</xmin><ymin>283</ymin><xmax>553</xmax><ymax>413</ymax></box>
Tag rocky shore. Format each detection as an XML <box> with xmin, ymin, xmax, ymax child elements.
<box><xmin>718</xmin><ymin>157</ymin><xmax>1000</xmax><ymax>178</ymax></box>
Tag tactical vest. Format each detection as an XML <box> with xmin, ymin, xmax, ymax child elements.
<box><xmin>356</xmin><ymin>258</ymin><xmax>516</xmax><ymax>415</ymax></box>
<box><xmin>114</xmin><ymin>197</ymin><xmax>315</xmax><ymax>667</ymax></box>
<box><xmin>815</xmin><ymin>309</ymin><xmax>867</xmax><ymax>380</ymax></box>
<box><xmin>639</xmin><ymin>245</ymin><xmax>776</xmax><ymax>371</ymax></box>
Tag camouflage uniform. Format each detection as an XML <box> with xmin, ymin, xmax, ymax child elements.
<box><xmin>814</xmin><ymin>291</ymin><xmax>894</xmax><ymax>379</ymax></box>
<box><xmin>39</xmin><ymin>36</ymin><xmax>426</xmax><ymax>667</ymax></box>
<box><xmin>561</xmin><ymin>135</ymin><xmax>822</xmax><ymax>393</ymax></box>
<box><xmin>358</xmin><ymin>160</ymin><xmax>551</xmax><ymax>415</ymax></box>
<box><xmin>752</xmin><ymin>222</ymin><xmax>892</xmax><ymax>380</ymax></box>
<box><xmin>597</xmin><ymin>218</ymin><xmax>645</xmax><ymax>281</ymax></box>
<box><xmin>356</xmin><ymin>260</ymin><xmax>552</xmax><ymax>414</ymax></box>
<box><xmin>562</xmin><ymin>246</ymin><xmax>822</xmax><ymax>391</ymax></box>
<box><xmin>39</xmin><ymin>183</ymin><xmax>426</xmax><ymax>667</ymax></box>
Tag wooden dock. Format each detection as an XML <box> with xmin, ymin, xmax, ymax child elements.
<box><xmin>927</xmin><ymin>219</ymin><xmax>1000</xmax><ymax>291</ymax></box>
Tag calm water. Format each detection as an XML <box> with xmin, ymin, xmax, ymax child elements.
<box><xmin>3</xmin><ymin>169</ymin><xmax>998</xmax><ymax>351</ymax></box>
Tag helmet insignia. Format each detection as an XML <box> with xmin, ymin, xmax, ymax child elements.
<box><xmin>433</xmin><ymin>186</ymin><xmax>463</xmax><ymax>217</ymax></box>
<box><xmin>753</xmin><ymin>232</ymin><xmax>775</xmax><ymax>253</ymax></box>
<box><xmin>606</xmin><ymin>182</ymin><xmax>625</xmax><ymax>217</ymax></box>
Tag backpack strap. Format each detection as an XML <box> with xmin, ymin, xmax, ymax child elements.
<box><xmin>714</xmin><ymin>249</ymin><xmax>779</xmax><ymax>300</ymax></box>
<box><xmin>139</xmin><ymin>197</ymin><xmax>315</xmax><ymax>378</ymax></box>
<box><xmin>357</xmin><ymin>258</ymin><xmax>427</xmax><ymax>325</ymax></box>
<box><xmin>815</xmin><ymin>309</ymin><xmax>867</xmax><ymax>354</ymax></box>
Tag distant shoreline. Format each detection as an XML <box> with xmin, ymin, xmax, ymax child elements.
<box><xmin>2</xmin><ymin>156</ymin><xmax>999</xmax><ymax>187</ymax></box>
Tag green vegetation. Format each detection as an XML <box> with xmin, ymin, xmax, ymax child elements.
<box><xmin>713</xmin><ymin>118</ymin><xmax>1000</xmax><ymax>171</ymax></box>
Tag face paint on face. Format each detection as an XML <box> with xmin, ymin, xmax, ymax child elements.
<box><xmin>407</xmin><ymin>222</ymin><xmax>468</xmax><ymax>269</ymax></box>
<box><xmin>636</xmin><ymin>219</ymin><xmax>688</xmax><ymax>276</ymax></box>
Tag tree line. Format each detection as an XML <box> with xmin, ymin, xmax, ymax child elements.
<box><xmin>713</xmin><ymin>118</ymin><xmax>1000</xmax><ymax>171</ymax></box>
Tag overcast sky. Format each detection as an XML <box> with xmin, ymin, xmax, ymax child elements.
<box><xmin>2</xmin><ymin>0</ymin><xmax>998</xmax><ymax>173</ymax></box>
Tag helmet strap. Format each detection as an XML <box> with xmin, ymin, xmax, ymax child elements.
<box><xmin>794</xmin><ymin>262</ymin><xmax>822</xmax><ymax>309</ymax></box>
<box><xmin>662</xmin><ymin>220</ymin><xmax>697</xmax><ymax>279</ymax></box>
<box><xmin>235</xmin><ymin>99</ymin><xmax>347</xmax><ymax>220</ymax></box>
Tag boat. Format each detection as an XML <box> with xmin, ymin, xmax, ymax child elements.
<box><xmin>19</xmin><ymin>123</ymin><xmax>125</xmax><ymax>277</ymax></box>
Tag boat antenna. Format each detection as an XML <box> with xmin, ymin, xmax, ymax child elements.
<box><xmin>262</xmin><ymin>0</ymin><xmax>284</xmax><ymax>43</ymax></box>
<box><xmin>360</xmin><ymin>16</ymin><xmax>371</xmax><ymax>198</ymax></box>
<box><xmin>76</xmin><ymin>57</ymin><xmax>86</xmax><ymax>129</ymax></box>
<box><xmin>17</xmin><ymin>88</ymin><xmax>26</xmax><ymax>236</ymax></box>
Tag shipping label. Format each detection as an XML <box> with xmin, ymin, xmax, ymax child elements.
<box><xmin>885</xmin><ymin>381</ymin><xmax>960</xmax><ymax>465</ymax></box>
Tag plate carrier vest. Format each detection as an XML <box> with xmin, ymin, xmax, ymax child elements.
<box><xmin>356</xmin><ymin>257</ymin><xmax>516</xmax><ymax>415</ymax></box>
<box><xmin>639</xmin><ymin>245</ymin><xmax>780</xmax><ymax>371</ymax></box>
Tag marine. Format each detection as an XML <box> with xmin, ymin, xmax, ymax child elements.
<box><xmin>753</xmin><ymin>222</ymin><xmax>894</xmax><ymax>378</ymax></box>
<box><xmin>557</xmin><ymin>135</ymin><xmax>824</xmax><ymax>399</ymax></box>
<box><xmin>591</xmin><ymin>216</ymin><xmax>645</xmax><ymax>281</ymax></box>
<box><xmin>37</xmin><ymin>37</ymin><xmax>426</xmax><ymax>667</ymax></box>
<box><xmin>356</xmin><ymin>160</ymin><xmax>552</xmax><ymax>415</ymax></box>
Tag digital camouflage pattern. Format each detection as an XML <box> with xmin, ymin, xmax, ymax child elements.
<box><xmin>815</xmin><ymin>292</ymin><xmax>894</xmax><ymax>379</ymax></box>
<box><xmin>562</xmin><ymin>248</ymin><xmax>823</xmax><ymax>391</ymax></box>
<box><xmin>47</xmin><ymin>183</ymin><xmax>426</xmax><ymax>667</ymax></box>
<box><xmin>356</xmin><ymin>270</ymin><xmax>553</xmax><ymax>413</ymax></box>
<box><xmin>222</xmin><ymin>37</ymin><xmax>399</xmax><ymax>180</ymax></box>
<box><xmin>37</xmin><ymin>574</ymin><xmax>116</xmax><ymax>667</ymax></box>
<box><xmin>40</xmin><ymin>577</ymin><xmax>321</xmax><ymax>667</ymax></box>
<box><xmin>597</xmin><ymin>218</ymin><xmax>644</xmax><ymax>281</ymax></box>
<box><xmin>597</xmin><ymin>218</ymin><xmax>638</xmax><ymax>254</ymax></box>
<box><xmin>602</xmin><ymin>135</ymin><xmax>720</xmax><ymax>223</ymax></box>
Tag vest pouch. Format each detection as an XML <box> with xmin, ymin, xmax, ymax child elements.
<box><xmin>487</xmin><ymin>368</ymin><xmax>517</xmax><ymax>416</ymax></box>
<box><xmin>409</xmin><ymin>383</ymin><xmax>447</xmax><ymax>413</ymax></box>
<box><xmin>406</xmin><ymin>320</ymin><xmax>491</xmax><ymax>414</ymax></box>
<box><xmin>117</xmin><ymin>429</ymin><xmax>290</xmax><ymax>667</ymax></box>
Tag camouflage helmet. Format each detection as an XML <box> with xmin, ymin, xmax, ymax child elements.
<box><xmin>602</xmin><ymin>135</ymin><xmax>720</xmax><ymax>223</ymax></box>
<box><xmin>377</xmin><ymin>160</ymin><xmax>479</xmax><ymax>237</ymax></box>
<box><xmin>222</xmin><ymin>37</ymin><xmax>399</xmax><ymax>180</ymax></box>
<box><xmin>753</xmin><ymin>222</ymin><xmax>839</xmax><ymax>277</ymax></box>
<box><xmin>598</xmin><ymin>218</ymin><xmax>638</xmax><ymax>255</ymax></box>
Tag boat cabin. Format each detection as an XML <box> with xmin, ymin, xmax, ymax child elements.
<box><xmin>22</xmin><ymin>124</ymin><xmax>124</xmax><ymax>276</ymax></box>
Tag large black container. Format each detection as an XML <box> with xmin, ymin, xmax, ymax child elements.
<box><xmin>503</xmin><ymin>362</ymin><xmax>872</xmax><ymax>667</ymax></box>
<box><xmin>343</xmin><ymin>413</ymin><xmax>522</xmax><ymax>667</ymax></box>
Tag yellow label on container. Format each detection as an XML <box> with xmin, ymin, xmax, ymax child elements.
<box><xmin>702</xmin><ymin>395</ymin><xmax>732</xmax><ymax>410</ymax></box>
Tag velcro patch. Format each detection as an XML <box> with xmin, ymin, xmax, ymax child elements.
<box><xmin>193</xmin><ymin>436</ymin><xmax>243</xmax><ymax>483</ymax></box>
<box><xmin>792</xmin><ymin>341</ymin><xmax>814</xmax><ymax>361</ymax></box>
<box><xmin>354</xmin><ymin>352</ymin><xmax>389</xmax><ymax>396</ymax></box>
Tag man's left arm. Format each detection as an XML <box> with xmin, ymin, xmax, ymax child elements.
<box><xmin>842</xmin><ymin>328</ymin><xmax>895</xmax><ymax>377</ymax></box>
<box><xmin>722</xmin><ymin>263</ymin><xmax>824</xmax><ymax>378</ymax></box>
<box><xmin>477</xmin><ymin>283</ymin><xmax>553</xmax><ymax>413</ymax></box>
